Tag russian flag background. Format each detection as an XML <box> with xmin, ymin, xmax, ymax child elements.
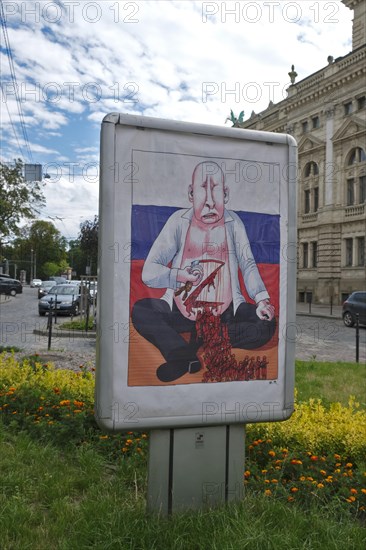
<box><xmin>130</xmin><ymin>204</ymin><xmax>280</xmax><ymax>313</ymax></box>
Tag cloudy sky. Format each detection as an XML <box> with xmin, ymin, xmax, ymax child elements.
<box><xmin>1</xmin><ymin>0</ymin><xmax>353</xmax><ymax>241</ymax></box>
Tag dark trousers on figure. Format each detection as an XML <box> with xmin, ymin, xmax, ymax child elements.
<box><xmin>132</xmin><ymin>298</ymin><xmax>276</xmax><ymax>364</ymax></box>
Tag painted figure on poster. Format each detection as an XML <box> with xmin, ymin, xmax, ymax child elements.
<box><xmin>132</xmin><ymin>161</ymin><xmax>276</xmax><ymax>382</ymax></box>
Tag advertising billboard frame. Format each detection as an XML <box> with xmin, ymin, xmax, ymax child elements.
<box><xmin>95</xmin><ymin>112</ymin><xmax>297</xmax><ymax>432</ymax></box>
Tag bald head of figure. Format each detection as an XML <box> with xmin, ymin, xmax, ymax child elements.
<box><xmin>188</xmin><ymin>161</ymin><xmax>229</xmax><ymax>225</ymax></box>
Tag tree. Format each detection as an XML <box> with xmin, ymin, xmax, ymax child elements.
<box><xmin>12</xmin><ymin>220</ymin><xmax>68</xmax><ymax>280</ymax></box>
<box><xmin>0</xmin><ymin>159</ymin><xmax>46</xmax><ymax>244</ymax></box>
<box><xmin>78</xmin><ymin>215</ymin><xmax>98</xmax><ymax>275</ymax></box>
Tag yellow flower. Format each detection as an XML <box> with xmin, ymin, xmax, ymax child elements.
<box><xmin>317</xmin><ymin>483</ymin><xmax>324</xmax><ymax>489</ymax></box>
<box><xmin>299</xmin><ymin>476</ymin><xmax>306</xmax><ymax>481</ymax></box>
<box><xmin>271</xmin><ymin>479</ymin><xmax>278</xmax><ymax>484</ymax></box>
<box><xmin>268</xmin><ymin>450</ymin><xmax>276</xmax><ymax>457</ymax></box>
<box><xmin>60</xmin><ymin>400</ymin><xmax>70</xmax><ymax>406</ymax></box>
<box><xmin>290</xmin><ymin>487</ymin><xmax>299</xmax><ymax>493</ymax></box>
<box><xmin>345</xmin><ymin>463</ymin><xmax>353</xmax><ymax>468</ymax></box>
<box><xmin>334</xmin><ymin>454</ymin><xmax>341</xmax><ymax>460</ymax></box>
<box><xmin>349</xmin><ymin>496</ymin><xmax>356</xmax><ymax>502</ymax></box>
<box><xmin>361</xmin><ymin>488</ymin><xmax>366</xmax><ymax>495</ymax></box>
<box><xmin>320</xmin><ymin>470</ymin><xmax>326</xmax><ymax>476</ymax></box>
<box><xmin>261</xmin><ymin>469</ymin><xmax>268</xmax><ymax>474</ymax></box>
<box><xmin>264</xmin><ymin>489</ymin><xmax>272</xmax><ymax>496</ymax></box>
<box><xmin>264</xmin><ymin>479</ymin><xmax>270</xmax><ymax>484</ymax></box>
<box><xmin>99</xmin><ymin>435</ymin><xmax>109</xmax><ymax>440</ymax></box>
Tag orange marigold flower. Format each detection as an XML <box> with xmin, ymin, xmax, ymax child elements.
<box><xmin>282</xmin><ymin>448</ymin><xmax>288</xmax><ymax>454</ymax></box>
<box><xmin>53</xmin><ymin>388</ymin><xmax>61</xmax><ymax>394</ymax></box>
<box><xmin>122</xmin><ymin>447</ymin><xmax>128</xmax><ymax>452</ymax></box>
<box><xmin>335</xmin><ymin>462</ymin><xmax>341</xmax><ymax>467</ymax></box>
<box><xmin>317</xmin><ymin>483</ymin><xmax>324</xmax><ymax>489</ymax></box>
<box><xmin>290</xmin><ymin>487</ymin><xmax>299</xmax><ymax>493</ymax></box>
<box><xmin>60</xmin><ymin>400</ymin><xmax>70</xmax><ymax>406</ymax></box>
<box><xmin>361</xmin><ymin>488</ymin><xmax>366</xmax><ymax>495</ymax></box>
<box><xmin>299</xmin><ymin>476</ymin><xmax>306</xmax><ymax>481</ymax></box>
<box><xmin>268</xmin><ymin>450</ymin><xmax>276</xmax><ymax>457</ymax></box>
<box><xmin>271</xmin><ymin>479</ymin><xmax>278</xmax><ymax>484</ymax></box>
<box><xmin>334</xmin><ymin>468</ymin><xmax>341</xmax><ymax>474</ymax></box>
<box><xmin>287</xmin><ymin>496</ymin><xmax>295</xmax><ymax>502</ymax></box>
<box><xmin>310</xmin><ymin>455</ymin><xmax>318</xmax><ymax>462</ymax></box>
<box><xmin>126</xmin><ymin>439</ymin><xmax>133</xmax><ymax>444</ymax></box>
<box><xmin>320</xmin><ymin>470</ymin><xmax>327</xmax><ymax>476</ymax></box>
<box><xmin>346</xmin><ymin>463</ymin><xmax>353</xmax><ymax>468</ymax></box>
<box><xmin>349</xmin><ymin>496</ymin><xmax>356</xmax><ymax>502</ymax></box>
<box><xmin>264</xmin><ymin>479</ymin><xmax>270</xmax><ymax>484</ymax></box>
<box><xmin>99</xmin><ymin>435</ymin><xmax>109</xmax><ymax>440</ymax></box>
<box><xmin>9</xmin><ymin>387</ymin><xmax>16</xmax><ymax>391</ymax></box>
<box><xmin>264</xmin><ymin>489</ymin><xmax>272</xmax><ymax>496</ymax></box>
<box><xmin>334</xmin><ymin>454</ymin><xmax>341</xmax><ymax>460</ymax></box>
<box><xmin>244</xmin><ymin>470</ymin><xmax>250</xmax><ymax>478</ymax></box>
<box><xmin>73</xmin><ymin>409</ymin><xmax>82</xmax><ymax>413</ymax></box>
<box><xmin>38</xmin><ymin>406</ymin><xmax>44</xmax><ymax>411</ymax></box>
<box><xmin>261</xmin><ymin>469</ymin><xmax>268</xmax><ymax>474</ymax></box>
<box><xmin>73</xmin><ymin>400</ymin><xmax>84</xmax><ymax>408</ymax></box>
<box><xmin>350</xmin><ymin>488</ymin><xmax>358</xmax><ymax>494</ymax></box>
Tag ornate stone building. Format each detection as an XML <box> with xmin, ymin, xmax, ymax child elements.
<box><xmin>238</xmin><ymin>0</ymin><xmax>366</xmax><ymax>304</ymax></box>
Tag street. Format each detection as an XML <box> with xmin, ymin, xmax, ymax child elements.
<box><xmin>0</xmin><ymin>286</ymin><xmax>365</xmax><ymax>363</ymax></box>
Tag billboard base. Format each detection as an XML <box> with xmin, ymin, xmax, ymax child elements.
<box><xmin>147</xmin><ymin>425</ymin><xmax>245</xmax><ymax>515</ymax></box>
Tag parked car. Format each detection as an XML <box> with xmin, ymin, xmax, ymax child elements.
<box><xmin>49</xmin><ymin>276</ymin><xmax>68</xmax><ymax>285</ymax></box>
<box><xmin>0</xmin><ymin>276</ymin><xmax>23</xmax><ymax>296</ymax></box>
<box><xmin>38</xmin><ymin>284</ymin><xmax>90</xmax><ymax>316</ymax></box>
<box><xmin>38</xmin><ymin>280</ymin><xmax>56</xmax><ymax>299</ymax></box>
<box><xmin>342</xmin><ymin>291</ymin><xmax>366</xmax><ymax>327</ymax></box>
<box><xmin>31</xmin><ymin>278</ymin><xmax>42</xmax><ymax>287</ymax></box>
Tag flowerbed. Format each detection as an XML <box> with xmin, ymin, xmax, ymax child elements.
<box><xmin>0</xmin><ymin>352</ymin><xmax>365</xmax><ymax>518</ymax></box>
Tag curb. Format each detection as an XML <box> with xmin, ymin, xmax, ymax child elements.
<box><xmin>33</xmin><ymin>329</ymin><xmax>96</xmax><ymax>339</ymax></box>
<box><xmin>296</xmin><ymin>312</ymin><xmax>342</xmax><ymax>321</ymax></box>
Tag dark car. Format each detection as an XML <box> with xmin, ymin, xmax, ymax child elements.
<box><xmin>38</xmin><ymin>284</ymin><xmax>84</xmax><ymax>316</ymax></box>
<box><xmin>342</xmin><ymin>291</ymin><xmax>366</xmax><ymax>327</ymax></box>
<box><xmin>0</xmin><ymin>276</ymin><xmax>23</xmax><ymax>296</ymax></box>
<box><xmin>38</xmin><ymin>280</ymin><xmax>56</xmax><ymax>299</ymax></box>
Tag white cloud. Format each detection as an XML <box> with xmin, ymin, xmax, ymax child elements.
<box><xmin>1</xmin><ymin>0</ymin><xmax>354</xmax><ymax>236</ymax></box>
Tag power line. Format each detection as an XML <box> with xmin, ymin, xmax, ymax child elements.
<box><xmin>0</xmin><ymin>2</ymin><xmax>33</xmax><ymax>163</ymax></box>
<box><xmin>1</xmin><ymin>86</ymin><xmax>27</xmax><ymax>159</ymax></box>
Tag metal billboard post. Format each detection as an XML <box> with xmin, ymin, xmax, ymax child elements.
<box><xmin>147</xmin><ymin>425</ymin><xmax>245</xmax><ymax>515</ymax></box>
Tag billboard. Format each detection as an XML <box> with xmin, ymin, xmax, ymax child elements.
<box><xmin>96</xmin><ymin>113</ymin><xmax>297</xmax><ymax>430</ymax></box>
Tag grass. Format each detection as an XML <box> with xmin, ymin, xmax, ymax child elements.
<box><xmin>295</xmin><ymin>360</ymin><xmax>366</xmax><ymax>407</ymax></box>
<box><xmin>0</xmin><ymin>357</ymin><xmax>366</xmax><ymax>549</ymax></box>
<box><xmin>0</xmin><ymin>427</ymin><xmax>365</xmax><ymax>550</ymax></box>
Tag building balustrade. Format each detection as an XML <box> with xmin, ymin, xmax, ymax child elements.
<box><xmin>345</xmin><ymin>204</ymin><xmax>365</xmax><ymax>217</ymax></box>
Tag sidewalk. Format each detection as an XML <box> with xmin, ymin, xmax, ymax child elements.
<box><xmin>296</xmin><ymin>301</ymin><xmax>342</xmax><ymax>319</ymax></box>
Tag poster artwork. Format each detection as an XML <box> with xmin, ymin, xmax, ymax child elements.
<box><xmin>128</xmin><ymin>160</ymin><xmax>279</xmax><ymax>386</ymax></box>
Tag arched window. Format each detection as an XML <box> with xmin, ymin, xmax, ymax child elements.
<box><xmin>348</xmin><ymin>147</ymin><xmax>366</xmax><ymax>165</ymax></box>
<box><xmin>304</xmin><ymin>161</ymin><xmax>319</xmax><ymax>177</ymax></box>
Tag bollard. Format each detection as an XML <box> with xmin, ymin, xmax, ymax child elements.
<box><xmin>355</xmin><ymin>313</ymin><xmax>359</xmax><ymax>364</ymax></box>
<box><xmin>48</xmin><ymin>298</ymin><xmax>53</xmax><ymax>350</ymax></box>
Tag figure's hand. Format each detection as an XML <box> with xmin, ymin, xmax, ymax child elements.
<box><xmin>177</xmin><ymin>265</ymin><xmax>203</xmax><ymax>286</ymax></box>
<box><xmin>256</xmin><ymin>299</ymin><xmax>275</xmax><ymax>321</ymax></box>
